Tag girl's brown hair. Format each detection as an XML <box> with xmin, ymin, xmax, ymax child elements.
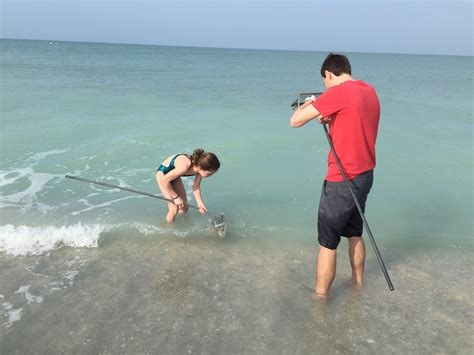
<box><xmin>190</xmin><ymin>149</ymin><xmax>220</xmax><ymax>172</ymax></box>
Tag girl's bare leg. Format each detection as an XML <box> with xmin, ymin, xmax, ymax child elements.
<box><xmin>172</xmin><ymin>178</ymin><xmax>189</xmax><ymax>214</ymax></box>
<box><xmin>156</xmin><ymin>172</ymin><xmax>179</xmax><ymax>223</ymax></box>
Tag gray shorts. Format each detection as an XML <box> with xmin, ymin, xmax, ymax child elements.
<box><xmin>317</xmin><ymin>170</ymin><xmax>374</xmax><ymax>250</ymax></box>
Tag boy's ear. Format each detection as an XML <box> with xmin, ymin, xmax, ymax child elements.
<box><xmin>324</xmin><ymin>70</ymin><xmax>332</xmax><ymax>80</ymax></box>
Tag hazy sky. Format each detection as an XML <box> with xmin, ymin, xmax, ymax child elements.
<box><xmin>1</xmin><ymin>0</ymin><xmax>472</xmax><ymax>55</ymax></box>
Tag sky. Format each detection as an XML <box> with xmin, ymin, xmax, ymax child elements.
<box><xmin>0</xmin><ymin>0</ymin><xmax>472</xmax><ymax>56</ymax></box>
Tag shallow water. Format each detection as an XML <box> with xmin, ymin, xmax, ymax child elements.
<box><xmin>1</xmin><ymin>39</ymin><xmax>472</xmax><ymax>251</ymax></box>
<box><xmin>1</xmin><ymin>233</ymin><xmax>472</xmax><ymax>353</ymax></box>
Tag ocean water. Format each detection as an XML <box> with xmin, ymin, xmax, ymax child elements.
<box><xmin>0</xmin><ymin>39</ymin><xmax>472</xmax><ymax>353</ymax></box>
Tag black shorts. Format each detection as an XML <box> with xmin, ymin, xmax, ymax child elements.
<box><xmin>317</xmin><ymin>170</ymin><xmax>374</xmax><ymax>250</ymax></box>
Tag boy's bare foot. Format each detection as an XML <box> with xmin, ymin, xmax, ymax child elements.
<box><xmin>352</xmin><ymin>277</ymin><xmax>363</xmax><ymax>287</ymax></box>
<box><xmin>313</xmin><ymin>291</ymin><xmax>328</xmax><ymax>301</ymax></box>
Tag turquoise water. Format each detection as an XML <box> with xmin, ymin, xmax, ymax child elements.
<box><xmin>0</xmin><ymin>39</ymin><xmax>473</xmax><ymax>352</ymax></box>
<box><xmin>1</xmin><ymin>39</ymin><xmax>472</xmax><ymax>250</ymax></box>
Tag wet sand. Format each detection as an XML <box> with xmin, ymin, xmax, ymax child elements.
<box><xmin>1</xmin><ymin>232</ymin><xmax>473</xmax><ymax>354</ymax></box>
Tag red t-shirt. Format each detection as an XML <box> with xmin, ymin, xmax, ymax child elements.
<box><xmin>313</xmin><ymin>80</ymin><xmax>380</xmax><ymax>182</ymax></box>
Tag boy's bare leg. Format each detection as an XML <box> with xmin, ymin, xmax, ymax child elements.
<box><xmin>315</xmin><ymin>246</ymin><xmax>337</xmax><ymax>297</ymax></box>
<box><xmin>348</xmin><ymin>236</ymin><xmax>365</xmax><ymax>286</ymax></box>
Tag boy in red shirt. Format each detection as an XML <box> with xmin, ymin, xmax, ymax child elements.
<box><xmin>290</xmin><ymin>53</ymin><xmax>380</xmax><ymax>298</ymax></box>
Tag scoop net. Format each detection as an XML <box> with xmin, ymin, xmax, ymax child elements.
<box><xmin>209</xmin><ymin>213</ymin><xmax>227</xmax><ymax>238</ymax></box>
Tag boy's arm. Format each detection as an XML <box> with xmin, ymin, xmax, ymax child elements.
<box><xmin>290</xmin><ymin>100</ymin><xmax>323</xmax><ymax>127</ymax></box>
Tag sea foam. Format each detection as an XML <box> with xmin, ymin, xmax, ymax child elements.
<box><xmin>0</xmin><ymin>224</ymin><xmax>105</xmax><ymax>256</ymax></box>
<box><xmin>0</xmin><ymin>148</ymin><xmax>70</xmax><ymax>213</ymax></box>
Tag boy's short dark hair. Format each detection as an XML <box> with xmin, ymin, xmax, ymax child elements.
<box><xmin>320</xmin><ymin>53</ymin><xmax>352</xmax><ymax>77</ymax></box>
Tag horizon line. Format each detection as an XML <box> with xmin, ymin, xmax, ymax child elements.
<box><xmin>1</xmin><ymin>37</ymin><xmax>472</xmax><ymax>58</ymax></box>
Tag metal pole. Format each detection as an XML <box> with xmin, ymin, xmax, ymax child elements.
<box><xmin>321</xmin><ymin>122</ymin><xmax>394</xmax><ymax>291</ymax></box>
<box><xmin>65</xmin><ymin>175</ymin><xmax>201</xmax><ymax>210</ymax></box>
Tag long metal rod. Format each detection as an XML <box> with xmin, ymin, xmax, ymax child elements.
<box><xmin>65</xmin><ymin>174</ymin><xmax>224</xmax><ymax>228</ymax></box>
<box><xmin>65</xmin><ymin>175</ymin><xmax>201</xmax><ymax>210</ymax></box>
<box><xmin>321</xmin><ymin>122</ymin><xmax>394</xmax><ymax>291</ymax></box>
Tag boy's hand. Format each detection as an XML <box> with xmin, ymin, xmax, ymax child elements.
<box><xmin>318</xmin><ymin>116</ymin><xmax>333</xmax><ymax>124</ymax></box>
<box><xmin>305</xmin><ymin>95</ymin><xmax>316</xmax><ymax>102</ymax></box>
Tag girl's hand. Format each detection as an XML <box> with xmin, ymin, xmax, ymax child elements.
<box><xmin>197</xmin><ymin>204</ymin><xmax>208</xmax><ymax>214</ymax></box>
<box><xmin>173</xmin><ymin>196</ymin><xmax>185</xmax><ymax>208</ymax></box>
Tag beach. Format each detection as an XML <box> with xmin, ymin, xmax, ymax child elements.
<box><xmin>1</xmin><ymin>232</ymin><xmax>472</xmax><ymax>353</ymax></box>
<box><xmin>1</xmin><ymin>39</ymin><xmax>473</xmax><ymax>353</ymax></box>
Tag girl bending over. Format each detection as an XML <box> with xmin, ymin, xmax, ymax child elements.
<box><xmin>156</xmin><ymin>149</ymin><xmax>220</xmax><ymax>223</ymax></box>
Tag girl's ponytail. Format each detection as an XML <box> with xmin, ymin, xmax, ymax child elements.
<box><xmin>190</xmin><ymin>149</ymin><xmax>205</xmax><ymax>166</ymax></box>
<box><xmin>191</xmin><ymin>148</ymin><xmax>220</xmax><ymax>172</ymax></box>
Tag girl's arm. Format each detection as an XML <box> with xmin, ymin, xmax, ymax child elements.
<box><xmin>156</xmin><ymin>157</ymin><xmax>191</xmax><ymax>205</ymax></box>
<box><xmin>192</xmin><ymin>174</ymin><xmax>207</xmax><ymax>213</ymax></box>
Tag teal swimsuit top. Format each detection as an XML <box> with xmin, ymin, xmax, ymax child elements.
<box><xmin>157</xmin><ymin>154</ymin><xmax>195</xmax><ymax>176</ymax></box>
